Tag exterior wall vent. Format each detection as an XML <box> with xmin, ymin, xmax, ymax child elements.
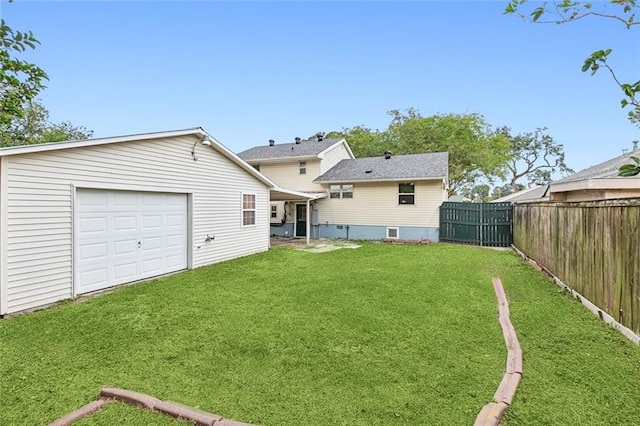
<box><xmin>386</xmin><ymin>227</ymin><xmax>399</xmax><ymax>239</ymax></box>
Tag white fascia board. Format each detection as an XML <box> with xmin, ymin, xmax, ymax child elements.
<box><xmin>0</xmin><ymin>127</ymin><xmax>206</xmax><ymax>157</ymax></box>
<box><xmin>205</xmin><ymin>134</ymin><xmax>275</xmax><ymax>188</ymax></box>
<box><xmin>550</xmin><ymin>178</ymin><xmax>640</xmax><ymax>193</ymax></box>
<box><xmin>0</xmin><ymin>126</ymin><xmax>274</xmax><ymax>189</ymax></box>
<box><xmin>317</xmin><ymin>139</ymin><xmax>355</xmax><ymax>160</ymax></box>
<box><xmin>245</xmin><ymin>155</ymin><xmax>318</xmax><ymax>164</ymax></box>
<box><xmin>314</xmin><ymin>176</ymin><xmax>447</xmax><ymax>184</ymax></box>
<box><xmin>271</xmin><ymin>187</ymin><xmax>327</xmax><ymax>200</ymax></box>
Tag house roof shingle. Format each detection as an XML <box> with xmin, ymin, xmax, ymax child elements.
<box><xmin>237</xmin><ymin>138</ymin><xmax>344</xmax><ymax>161</ymax></box>
<box><xmin>553</xmin><ymin>145</ymin><xmax>640</xmax><ymax>184</ymax></box>
<box><xmin>313</xmin><ymin>152</ymin><xmax>448</xmax><ymax>183</ymax></box>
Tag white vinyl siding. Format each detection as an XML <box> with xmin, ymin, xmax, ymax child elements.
<box><xmin>318</xmin><ymin>180</ymin><xmax>444</xmax><ymax>227</ymax></box>
<box><xmin>320</xmin><ymin>143</ymin><xmax>353</xmax><ymax>174</ymax></box>
<box><xmin>2</xmin><ymin>136</ymin><xmax>269</xmax><ymax>314</ymax></box>
<box><xmin>258</xmin><ymin>160</ymin><xmax>324</xmax><ymax>192</ymax></box>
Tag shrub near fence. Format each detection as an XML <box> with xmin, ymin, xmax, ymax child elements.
<box><xmin>514</xmin><ymin>199</ymin><xmax>640</xmax><ymax>336</ymax></box>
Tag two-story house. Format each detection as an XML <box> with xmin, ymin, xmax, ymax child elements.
<box><xmin>238</xmin><ymin>135</ymin><xmax>448</xmax><ymax>242</ymax></box>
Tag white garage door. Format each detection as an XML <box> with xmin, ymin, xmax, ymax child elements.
<box><xmin>75</xmin><ymin>188</ymin><xmax>188</xmax><ymax>295</ymax></box>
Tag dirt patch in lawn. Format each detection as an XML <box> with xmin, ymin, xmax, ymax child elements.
<box><xmin>295</xmin><ymin>239</ymin><xmax>361</xmax><ymax>253</ymax></box>
<box><xmin>271</xmin><ymin>237</ymin><xmax>361</xmax><ymax>253</ymax></box>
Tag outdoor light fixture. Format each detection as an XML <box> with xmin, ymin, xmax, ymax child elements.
<box><xmin>192</xmin><ymin>135</ymin><xmax>212</xmax><ymax>161</ymax></box>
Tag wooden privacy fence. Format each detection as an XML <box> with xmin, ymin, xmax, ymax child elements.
<box><xmin>440</xmin><ymin>202</ymin><xmax>513</xmax><ymax>247</ymax></box>
<box><xmin>514</xmin><ymin>199</ymin><xmax>640</xmax><ymax>336</ymax></box>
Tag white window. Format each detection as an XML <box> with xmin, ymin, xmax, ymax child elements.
<box><xmin>342</xmin><ymin>184</ymin><xmax>353</xmax><ymax>198</ymax></box>
<box><xmin>242</xmin><ymin>193</ymin><xmax>256</xmax><ymax>226</ymax></box>
<box><xmin>387</xmin><ymin>227</ymin><xmax>399</xmax><ymax>239</ymax></box>
<box><xmin>330</xmin><ymin>184</ymin><xmax>354</xmax><ymax>199</ymax></box>
<box><xmin>399</xmin><ymin>182</ymin><xmax>415</xmax><ymax>205</ymax></box>
<box><xmin>299</xmin><ymin>161</ymin><xmax>306</xmax><ymax>175</ymax></box>
<box><xmin>271</xmin><ymin>205</ymin><xmax>277</xmax><ymax>218</ymax></box>
<box><xmin>330</xmin><ymin>184</ymin><xmax>341</xmax><ymax>198</ymax></box>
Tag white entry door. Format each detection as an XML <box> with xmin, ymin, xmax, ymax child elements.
<box><xmin>75</xmin><ymin>188</ymin><xmax>188</xmax><ymax>294</ymax></box>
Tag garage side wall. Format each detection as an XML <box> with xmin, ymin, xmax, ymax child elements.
<box><xmin>3</xmin><ymin>136</ymin><xmax>269</xmax><ymax>314</ymax></box>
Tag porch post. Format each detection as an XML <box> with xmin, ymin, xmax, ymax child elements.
<box><xmin>306</xmin><ymin>199</ymin><xmax>311</xmax><ymax>244</ymax></box>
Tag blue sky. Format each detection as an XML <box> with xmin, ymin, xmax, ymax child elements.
<box><xmin>2</xmin><ymin>0</ymin><xmax>639</xmax><ymax>174</ymax></box>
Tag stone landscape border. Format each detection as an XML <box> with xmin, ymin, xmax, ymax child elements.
<box><xmin>48</xmin><ymin>388</ymin><xmax>251</xmax><ymax>426</ymax></box>
<box><xmin>474</xmin><ymin>277</ymin><xmax>523</xmax><ymax>426</ymax></box>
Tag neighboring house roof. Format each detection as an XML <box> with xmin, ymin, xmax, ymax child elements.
<box><xmin>553</xmin><ymin>144</ymin><xmax>640</xmax><ymax>184</ymax></box>
<box><xmin>447</xmin><ymin>194</ymin><xmax>469</xmax><ymax>202</ymax></box>
<box><xmin>549</xmin><ymin>143</ymin><xmax>640</xmax><ymax>193</ymax></box>
<box><xmin>237</xmin><ymin>138</ymin><xmax>353</xmax><ymax>162</ymax></box>
<box><xmin>313</xmin><ymin>152</ymin><xmax>448</xmax><ymax>183</ymax></box>
<box><xmin>0</xmin><ymin>127</ymin><xmax>275</xmax><ymax>188</ymax></box>
<box><xmin>491</xmin><ymin>185</ymin><xmax>549</xmax><ymax>203</ymax></box>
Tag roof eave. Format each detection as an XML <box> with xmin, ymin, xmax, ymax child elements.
<box><xmin>0</xmin><ymin>127</ymin><xmax>208</xmax><ymax>157</ymax></box>
<box><xmin>0</xmin><ymin>127</ymin><xmax>275</xmax><ymax>188</ymax></box>
<box><xmin>549</xmin><ymin>177</ymin><xmax>640</xmax><ymax>193</ymax></box>
<box><xmin>242</xmin><ymin>154</ymin><xmax>319</xmax><ymax>164</ymax></box>
<box><xmin>317</xmin><ymin>139</ymin><xmax>355</xmax><ymax>160</ymax></box>
<box><xmin>314</xmin><ymin>175</ymin><xmax>448</xmax><ymax>184</ymax></box>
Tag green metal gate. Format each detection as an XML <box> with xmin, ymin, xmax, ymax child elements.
<box><xmin>439</xmin><ymin>202</ymin><xmax>513</xmax><ymax>247</ymax></box>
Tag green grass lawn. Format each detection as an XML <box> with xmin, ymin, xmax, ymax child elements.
<box><xmin>1</xmin><ymin>243</ymin><xmax>638</xmax><ymax>425</ymax></box>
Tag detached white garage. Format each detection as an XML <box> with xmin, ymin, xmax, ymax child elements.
<box><xmin>0</xmin><ymin>128</ymin><xmax>273</xmax><ymax>315</ymax></box>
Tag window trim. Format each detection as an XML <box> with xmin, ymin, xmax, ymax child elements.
<box><xmin>299</xmin><ymin>161</ymin><xmax>307</xmax><ymax>175</ymax></box>
<box><xmin>341</xmin><ymin>184</ymin><xmax>353</xmax><ymax>199</ymax></box>
<box><xmin>398</xmin><ymin>182</ymin><xmax>415</xmax><ymax>205</ymax></box>
<box><xmin>242</xmin><ymin>192</ymin><xmax>257</xmax><ymax>227</ymax></box>
<box><xmin>270</xmin><ymin>204</ymin><xmax>277</xmax><ymax>218</ymax></box>
<box><xmin>329</xmin><ymin>184</ymin><xmax>354</xmax><ymax>199</ymax></box>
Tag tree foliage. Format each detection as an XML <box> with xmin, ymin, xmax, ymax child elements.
<box><xmin>504</xmin><ymin>0</ymin><xmax>640</xmax><ymax>127</ymax></box>
<box><xmin>326</xmin><ymin>126</ymin><xmax>391</xmax><ymax>158</ymax></box>
<box><xmin>505</xmin><ymin>0</ymin><xmax>639</xmax><ymax>176</ymax></box>
<box><xmin>462</xmin><ymin>184</ymin><xmax>491</xmax><ymax>203</ymax></box>
<box><xmin>618</xmin><ymin>156</ymin><xmax>640</xmax><ymax>176</ymax></box>
<box><xmin>386</xmin><ymin>109</ymin><xmax>511</xmax><ymax>194</ymax></box>
<box><xmin>497</xmin><ymin>126</ymin><xmax>573</xmax><ymax>190</ymax></box>
<box><xmin>0</xmin><ymin>100</ymin><xmax>93</xmax><ymax>147</ymax></box>
<box><xmin>327</xmin><ymin>109</ymin><xmax>511</xmax><ymax>195</ymax></box>
<box><xmin>1</xmin><ymin>15</ymin><xmax>48</xmax><ymax>128</ymax></box>
<box><xmin>491</xmin><ymin>183</ymin><xmax>526</xmax><ymax>200</ymax></box>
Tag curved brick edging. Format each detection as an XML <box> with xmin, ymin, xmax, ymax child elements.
<box><xmin>474</xmin><ymin>277</ymin><xmax>523</xmax><ymax>426</ymax></box>
<box><xmin>48</xmin><ymin>399</ymin><xmax>110</xmax><ymax>426</ymax></box>
<box><xmin>48</xmin><ymin>387</ymin><xmax>253</xmax><ymax>426</ymax></box>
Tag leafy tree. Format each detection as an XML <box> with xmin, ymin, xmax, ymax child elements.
<box><xmin>386</xmin><ymin>109</ymin><xmax>511</xmax><ymax>195</ymax></box>
<box><xmin>1</xmin><ymin>13</ymin><xmax>48</xmax><ymax>128</ymax></box>
<box><xmin>326</xmin><ymin>126</ymin><xmax>391</xmax><ymax>157</ymax></box>
<box><xmin>504</xmin><ymin>0</ymin><xmax>639</xmax><ymax>126</ymax></box>
<box><xmin>497</xmin><ymin>126</ymin><xmax>573</xmax><ymax>190</ymax></box>
<box><xmin>491</xmin><ymin>183</ymin><xmax>526</xmax><ymax>199</ymax></box>
<box><xmin>462</xmin><ymin>184</ymin><xmax>491</xmax><ymax>203</ymax></box>
<box><xmin>327</xmin><ymin>109</ymin><xmax>511</xmax><ymax>195</ymax></box>
<box><xmin>0</xmin><ymin>100</ymin><xmax>92</xmax><ymax>147</ymax></box>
